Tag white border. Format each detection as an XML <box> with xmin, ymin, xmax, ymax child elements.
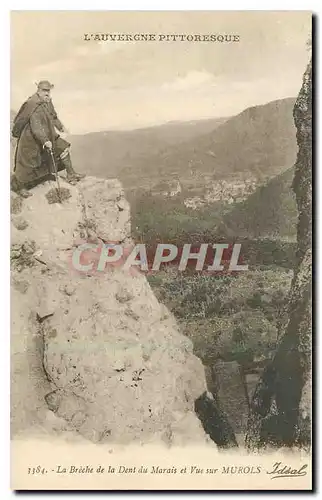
<box><xmin>1</xmin><ymin>2</ymin><xmax>320</xmax><ymax>499</ymax></box>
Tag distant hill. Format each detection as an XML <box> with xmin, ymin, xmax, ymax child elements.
<box><xmin>121</xmin><ymin>98</ymin><xmax>297</xmax><ymax>188</ymax></box>
<box><xmin>218</xmin><ymin>167</ymin><xmax>297</xmax><ymax>240</ymax></box>
<box><xmin>11</xmin><ymin>97</ymin><xmax>298</xmax><ymax>203</ymax></box>
<box><xmin>69</xmin><ymin>97</ymin><xmax>297</xmax><ymax>191</ymax></box>
<box><xmin>69</xmin><ymin>117</ymin><xmax>228</xmax><ymax>180</ymax></box>
<box><xmin>10</xmin><ymin>110</ymin><xmax>227</xmax><ymax>176</ymax></box>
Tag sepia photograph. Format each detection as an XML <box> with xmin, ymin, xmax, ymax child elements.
<box><xmin>9</xmin><ymin>10</ymin><xmax>312</xmax><ymax>491</ymax></box>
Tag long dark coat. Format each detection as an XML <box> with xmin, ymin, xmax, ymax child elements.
<box><xmin>12</xmin><ymin>93</ymin><xmax>70</xmax><ymax>185</ymax></box>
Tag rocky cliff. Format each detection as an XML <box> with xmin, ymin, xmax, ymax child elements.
<box><xmin>246</xmin><ymin>59</ymin><xmax>312</xmax><ymax>449</ymax></box>
<box><xmin>11</xmin><ymin>176</ymin><xmax>211</xmax><ymax>446</ymax></box>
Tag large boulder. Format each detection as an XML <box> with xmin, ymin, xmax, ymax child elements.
<box><xmin>246</xmin><ymin>58</ymin><xmax>312</xmax><ymax>449</ymax></box>
<box><xmin>11</xmin><ymin>176</ymin><xmax>211</xmax><ymax>446</ymax></box>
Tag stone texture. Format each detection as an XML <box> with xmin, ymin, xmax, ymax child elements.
<box><xmin>80</xmin><ymin>176</ymin><xmax>131</xmax><ymax>243</ymax></box>
<box><xmin>11</xmin><ymin>192</ymin><xmax>23</xmax><ymax>215</ymax></box>
<box><xmin>212</xmin><ymin>360</ymin><xmax>249</xmax><ymax>435</ymax></box>
<box><xmin>11</xmin><ymin>176</ymin><xmax>211</xmax><ymax>446</ymax></box>
<box><xmin>246</xmin><ymin>58</ymin><xmax>312</xmax><ymax>449</ymax></box>
<box><xmin>11</xmin><ymin>215</ymin><xmax>29</xmax><ymax>231</ymax></box>
<box><xmin>195</xmin><ymin>391</ymin><xmax>238</xmax><ymax>448</ymax></box>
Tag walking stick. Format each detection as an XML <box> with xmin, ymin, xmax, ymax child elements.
<box><xmin>49</xmin><ymin>149</ymin><xmax>62</xmax><ymax>203</ymax></box>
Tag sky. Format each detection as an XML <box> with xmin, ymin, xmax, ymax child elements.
<box><xmin>11</xmin><ymin>11</ymin><xmax>311</xmax><ymax>134</ymax></box>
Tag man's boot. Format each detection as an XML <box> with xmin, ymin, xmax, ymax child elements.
<box><xmin>60</xmin><ymin>154</ymin><xmax>85</xmax><ymax>184</ymax></box>
<box><xmin>10</xmin><ymin>174</ymin><xmax>33</xmax><ymax>198</ymax></box>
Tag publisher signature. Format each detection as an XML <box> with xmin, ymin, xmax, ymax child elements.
<box><xmin>267</xmin><ymin>462</ymin><xmax>308</xmax><ymax>480</ymax></box>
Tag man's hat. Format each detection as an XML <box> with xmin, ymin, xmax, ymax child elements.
<box><xmin>37</xmin><ymin>80</ymin><xmax>54</xmax><ymax>90</ymax></box>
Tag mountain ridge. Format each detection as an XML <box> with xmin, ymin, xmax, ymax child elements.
<box><xmin>67</xmin><ymin>97</ymin><xmax>297</xmax><ymax>190</ymax></box>
<box><xmin>11</xmin><ymin>97</ymin><xmax>297</xmax><ymax>197</ymax></box>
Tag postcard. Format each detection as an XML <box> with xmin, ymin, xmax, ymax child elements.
<box><xmin>10</xmin><ymin>10</ymin><xmax>312</xmax><ymax>490</ymax></box>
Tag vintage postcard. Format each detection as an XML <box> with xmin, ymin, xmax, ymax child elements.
<box><xmin>10</xmin><ymin>11</ymin><xmax>312</xmax><ymax>491</ymax></box>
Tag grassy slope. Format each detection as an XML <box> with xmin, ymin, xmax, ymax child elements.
<box><xmin>218</xmin><ymin>167</ymin><xmax>297</xmax><ymax>240</ymax></box>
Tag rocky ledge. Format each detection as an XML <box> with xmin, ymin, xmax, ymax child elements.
<box><xmin>11</xmin><ymin>176</ymin><xmax>211</xmax><ymax>446</ymax></box>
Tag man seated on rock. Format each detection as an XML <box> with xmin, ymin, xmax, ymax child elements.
<box><xmin>11</xmin><ymin>80</ymin><xmax>85</xmax><ymax>197</ymax></box>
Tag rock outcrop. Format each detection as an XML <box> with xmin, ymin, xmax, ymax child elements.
<box><xmin>212</xmin><ymin>361</ymin><xmax>249</xmax><ymax>436</ymax></box>
<box><xmin>246</xmin><ymin>59</ymin><xmax>312</xmax><ymax>449</ymax></box>
<box><xmin>11</xmin><ymin>176</ymin><xmax>211</xmax><ymax>446</ymax></box>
